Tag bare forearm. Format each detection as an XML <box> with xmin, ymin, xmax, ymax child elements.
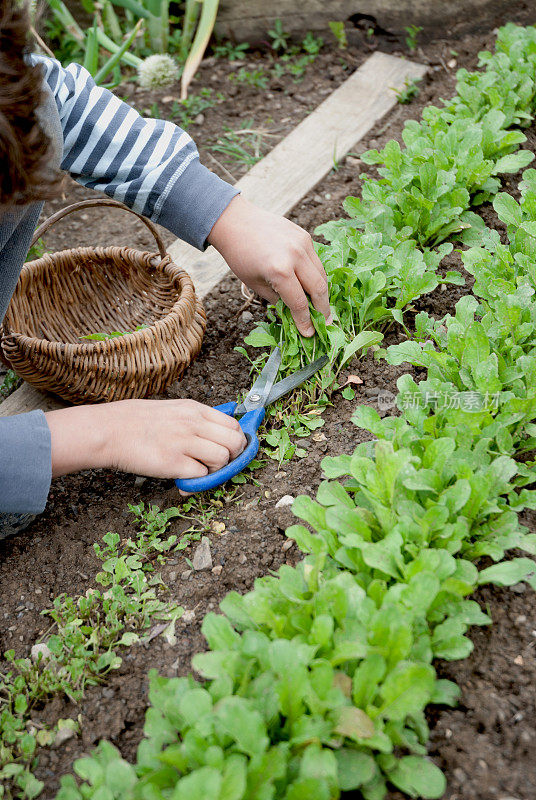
<box><xmin>45</xmin><ymin>405</ymin><xmax>111</xmax><ymax>477</ymax></box>
<box><xmin>44</xmin><ymin>399</ymin><xmax>246</xmax><ymax>481</ymax></box>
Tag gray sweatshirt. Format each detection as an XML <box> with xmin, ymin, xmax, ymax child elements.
<box><xmin>0</xmin><ymin>56</ymin><xmax>238</xmax><ymax>513</ymax></box>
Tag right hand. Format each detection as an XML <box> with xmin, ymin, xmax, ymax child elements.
<box><xmin>45</xmin><ymin>399</ymin><xmax>247</xmax><ymax>481</ymax></box>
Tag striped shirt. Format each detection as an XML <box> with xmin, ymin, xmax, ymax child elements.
<box><xmin>36</xmin><ymin>55</ymin><xmax>239</xmax><ymax>250</ymax></box>
<box><xmin>0</xmin><ymin>57</ymin><xmax>238</xmax><ymax>515</ymax></box>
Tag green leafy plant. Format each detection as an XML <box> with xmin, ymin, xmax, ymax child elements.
<box><xmin>229</xmin><ymin>66</ymin><xmax>269</xmax><ymax>89</ymax></box>
<box><xmin>0</xmin><ymin>503</ymin><xmax>201</xmax><ymax>798</ymax></box>
<box><xmin>395</xmin><ymin>77</ymin><xmax>421</xmax><ymax>104</ymax></box>
<box><xmin>302</xmin><ymin>31</ymin><xmax>324</xmax><ymax>55</ymax></box>
<box><xmin>212</xmin><ymin>120</ymin><xmax>269</xmax><ymax>167</ymax></box>
<box><xmin>268</xmin><ymin>18</ymin><xmax>290</xmax><ymax>52</ymax></box>
<box><xmin>404</xmin><ymin>24</ymin><xmax>423</xmax><ymax>51</ymax></box>
<box><xmin>213</xmin><ymin>39</ymin><xmax>250</xmax><ymax>60</ymax></box>
<box><xmin>0</xmin><ymin>369</ymin><xmax>19</xmax><ymax>399</ymax></box>
<box><xmin>329</xmin><ymin>20</ymin><xmax>348</xmax><ymax>49</ymax></box>
<box><xmin>170</xmin><ymin>87</ymin><xmax>224</xmax><ymax>128</ymax></box>
<box><xmin>243</xmin><ymin>23</ymin><xmax>536</xmax><ymax>401</ymax></box>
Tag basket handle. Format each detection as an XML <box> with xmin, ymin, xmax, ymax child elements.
<box><xmin>31</xmin><ymin>198</ymin><xmax>168</xmax><ymax>259</ymax></box>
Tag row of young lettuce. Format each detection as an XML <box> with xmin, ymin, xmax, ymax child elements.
<box><xmin>7</xmin><ymin>22</ymin><xmax>536</xmax><ymax>800</ymax></box>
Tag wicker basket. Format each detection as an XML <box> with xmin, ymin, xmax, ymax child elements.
<box><xmin>0</xmin><ymin>199</ymin><xmax>206</xmax><ymax>404</ymax></box>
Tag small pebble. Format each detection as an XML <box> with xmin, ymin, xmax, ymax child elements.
<box><xmin>440</xmin><ymin>283</ymin><xmax>448</xmax><ymax>291</ymax></box>
<box><xmin>168</xmin><ymin>571</ymin><xmax>177</xmax><ymax>582</ymax></box>
<box><xmin>511</xmin><ymin>583</ymin><xmax>526</xmax><ymax>594</ymax></box>
<box><xmin>134</xmin><ymin>476</ymin><xmax>147</xmax><ymax>488</ymax></box>
<box><xmin>182</xmin><ymin>610</ymin><xmax>196</xmax><ymax>624</ymax></box>
<box><xmin>514</xmin><ymin>655</ymin><xmax>524</xmax><ymax>666</ymax></box>
<box><xmin>364</xmin><ymin>386</ymin><xmax>380</xmax><ymax>397</ymax></box>
<box><xmin>238</xmin><ymin>553</ymin><xmax>247</xmax><ymax>564</ymax></box>
<box><xmin>453</xmin><ymin>768</ymin><xmax>466</xmax><ymax>784</ymax></box>
<box><xmin>515</xmin><ymin>614</ymin><xmax>527</xmax><ymax>625</ymax></box>
<box><xmin>212</xmin><ymin>565</ymin><xmax>223</xmax><ymax>576</ymax></box>
<box><xmin>211</xmin><ymin>521</ymin><xmax>226</xmax><ymax>534</ymax></box>
<box><xmin>241</xmin><ymin>311</ymin><xmax>254</xmax><ymax>323</ymax></box>
<box><xmin>275</xmin><ymin>494</ymin><xmax>294</xmax><ymax>508</ymax></box>
<box><xmin>345</xmin><ymin>155</ymin><xmax>362</xmax><ymax>170</ymax></box>
<box><xmin>31</xmin><ymin>643</ymin><xmax>52</xmax><ymax>662</ymax></box>
<box><xmin>181</xmin><ymin>569</ymin><xmax>193</xmax><ymax>580</ymax></box>
<box><xmin>193</xmin><ymin>537</ymin><xmax>213</xmax><ymax>571</ymax></box>
<box><xmin>194</xmin><ymin>113</ymin><xmax>205</xmax><ymax>124</ymax></box>
<box><xmin>282</xmin><ymin>540</ymin><xmax>293</xmax><ymax>552</ymax></box>
<box><xmin>54</xmin><ymin>727</ymin><xmax>76</xmax><ymax>748</ymax></box>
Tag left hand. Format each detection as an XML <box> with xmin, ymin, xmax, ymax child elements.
<box><xmin>207</xmin><ymin>195</ymin><xmax>333</xmax><ymax>337</ymax></box>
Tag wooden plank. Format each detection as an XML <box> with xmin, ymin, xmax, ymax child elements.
<box><xmin>0</xmin><ymin>382</ymin><xmax>64</xmax><ymax>416</ymax></box>
<box><xmin>0</xmin><ymin>51</ymin><xmax>425</xmax><ymax>418</ymax></box>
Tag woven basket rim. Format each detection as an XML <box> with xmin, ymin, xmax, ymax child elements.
<box><xmin>4</xmin><ymin>244</ymin><xmax>196</xmax><ymax>352</ymax></box>
<box><xmin>0</xmin><ymin>198</ymin><xmax>206</xmax><ymax>403</ymax></box>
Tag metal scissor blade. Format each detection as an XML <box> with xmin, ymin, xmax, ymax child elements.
<box><xmin>235</xmin><ymin>355</ymin><xmax>328</xmax><ymax>415</ymax></box>
<box><xmin>241</xmin><ymin>347</ymin><xmax>282</xmax><ymax>413</ymax></box>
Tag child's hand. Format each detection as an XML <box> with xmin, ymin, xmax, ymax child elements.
<box><xmin>46</xmin><ymin>400</ymin><xmax>247</xmax><ymax>480</ymax></box>
<box><xmin>208</xmin><ymin>196</ymin><xmax>333</xmax><ymax>337</ymax></box>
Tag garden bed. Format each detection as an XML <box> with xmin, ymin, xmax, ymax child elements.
<box><xmin>2</xmin><ymin>7</ymin><xmax>536</xmax><ymax>799</ymax></box>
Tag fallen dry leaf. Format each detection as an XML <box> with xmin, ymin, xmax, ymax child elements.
<box><xmin>339</xmin><ymin>374</ymin><xmax>363</xmax><ymax>390</ymax></box>
<box><xmin>211</xmin><ymin>520</ymin><xmax>226</xmax><ymax>535</ymax></box>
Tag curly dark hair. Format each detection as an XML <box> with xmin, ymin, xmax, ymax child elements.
<box><xmin>0</xmin><ymin>0</ymin><xmax>61</xmax><ymax>207</ymax></box>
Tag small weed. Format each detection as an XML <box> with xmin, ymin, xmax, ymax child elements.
<box><xmin>26</xmin><ymin>238</ymin><xmax>46</xmax><ymax>263</ymax></box>
<box><xmin>0</xmin><ymin>500</ymin><xmax>212</xmax><ymax>797</ymax></box>
<box><xmin>170</xmin><ymin>87</ymin><xmax>224</xmax><ymax>128</ymax></box>
<box><xmin>213</xmin><ymin>40</ymin><xmax>250</xmax><ymax>60</ymax></box>
<box><xmin>0</xmin><ymin>369</ymin><xmax>19</xmax><ymax>399</ymax></box>
<box><xmin>329</xmin><ymin>20</ymin><xmax>348</xmax><ymax>49</ymax></box>
<box><xmin>212</xmin><ymin>120</ymin><xmax>270</xmax><ymax>167</ymax></box>
<box><xmin>229</xmin><ymin>66</ymin><xmax>269</xmax><ymax>90</ymax></box>
<box><xmin>268</xmin><ymin>18</ymin><xmax>291</xmax><ymax>52</ymax></box>
<box><xmin>302</xmin><ymin>31</ymin><xmax>324</xmax><ymax>55</ymax></box>
<box><xmin>404</xmin><ymin>24</ymin><xmax>423</xmax><ymax>51</ymax></box>
<box><xmin>394</xmin><ymin>77</ymin><xmax>421</xmax><ymax>104</ymax></box>
<box><xmin>285</xmin><ymin>54</ymin><xmax>315</xmax><ymax>80</ymax></box>
<box><xmin>142</xmin><ymin>101</ymin><xmax>161</xmax><ymax>119</ymax></box>
<box><xmin>332</xmin><ymin>142</ymin><xmax>341</xmax><ymax>171</ymax></box>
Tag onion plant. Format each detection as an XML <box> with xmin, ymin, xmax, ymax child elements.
<box><xmin>43</xmin><ymin>0</ymin><xmax>220</xmax><ymax>93</ymax></box>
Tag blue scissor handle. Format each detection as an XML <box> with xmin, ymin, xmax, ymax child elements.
<box><xmin>175</xmin><ymin>403</ymin><xmax>265</xmax><ymax>493</ymax></box>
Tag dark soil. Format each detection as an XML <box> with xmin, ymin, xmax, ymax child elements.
<box><xmin>2</xmin><ymin>6</ymin><xmax>536</xmax><ymax>798</ymax></box>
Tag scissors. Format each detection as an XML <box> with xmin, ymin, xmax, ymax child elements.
<box><xmin>175</xmin><ymin>347</ymin><xmax>328</xmax><ymax>493</ymax></box>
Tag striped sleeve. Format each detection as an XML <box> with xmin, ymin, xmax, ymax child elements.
<box><xmin>34</xmin><ymin>56</ymin><xmax>239</xmax><ymax>249</ymax></box>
